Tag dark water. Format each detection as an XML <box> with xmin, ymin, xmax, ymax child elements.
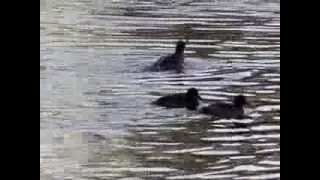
<box><xmin>40</xmin><ymin>0</ymin><xmax>280</xmax><ymax>179</ymax></box>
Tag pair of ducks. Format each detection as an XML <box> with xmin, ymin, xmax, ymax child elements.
<box><xmin>153</xmin><ymin>88</ymin><xmax>250</xmax><ymax>119</ymax></box>
<box><xmin>150</xmin><ymin>41</ymin><xmax>250</xmax><ymax>119</ymax></box>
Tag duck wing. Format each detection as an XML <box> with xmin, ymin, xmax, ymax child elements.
<box><xmin>201</xmin><ymin>102</ymin><xmax>232</xmax><ymax>114</ymax></box>
<box><xmin>152</xmin><ymin>93</ymin><xmax>186</xmax><ymax>108</ymax></box>
<box><xmin>151</xmin><ymin>54</ymin><xmax>172</xmax><ymax>69</ymax></box>
<box><xmin>151</xmin><ymin>54</ymin><xmax>183</xmax><ymax>71</ymax></box>
<box><xmin>200</xmin><ymin>103</ymin><xmax>243</xmax><ymax>119</ymax></box>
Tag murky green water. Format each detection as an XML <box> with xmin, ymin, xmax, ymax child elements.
<box><xmin>40</xmin><ymin>0</ymin><xmax>280</xmax><ymax>179</ymax></box>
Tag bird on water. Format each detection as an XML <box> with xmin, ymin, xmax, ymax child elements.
<box><xmin>150</xmin><ymin>40</ymin><xmax>186</xmax><ymax>72</ymax></box>
<box><xmin>152</xmin><ymin>88</ymin><xmax>202</xmax><ymax>109</ymax></box>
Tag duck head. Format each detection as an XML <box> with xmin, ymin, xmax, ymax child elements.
<box><xmin>175</xmin><ymin>40</ymin><xmax>186</xmax><ymax>54</ymax></box>
<box><xmin>185</xmin><ymin>88</ymin><xmax>202</xmax><ymax>110</ymax></box>
<box><xmin>233</xmin><ymin>95</ymin><xmax>250</xmax><ymax>108</ymax></box>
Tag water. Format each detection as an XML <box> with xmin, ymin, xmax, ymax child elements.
<box><xmin>40</xmin><ymin>0</ymin><xmax>280</xmax><ymax>179</ymax></box>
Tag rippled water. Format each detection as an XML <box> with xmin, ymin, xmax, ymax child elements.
<box><xmin>40</xmin><ymin>0</ymin><xmax>280</xmax><ymax>179</ymax></box>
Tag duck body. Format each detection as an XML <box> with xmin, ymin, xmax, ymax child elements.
<box><xmin>149</xmin><ymin>41</ymin><xmax>186</xmax><ymax>72</ymax></box>
<box><xmin>152</xmin><ymin>88</ymin><xmax>202</xmax><ymax>109</ymax></box>
<box><xmin>152</xmin><ymin>53</ymin><xmax>184</xmax><ymax>71</ymax></box>
<box><xmin>200</xmin><ymin>102</ymin><xmax>245</xmax><ymax>119</ymax></box>
<box><xmin>153</xmin><ymin>93</ymin><xmax>187</xmax><ymax>108</ymax></box>
<box><xmin>190</xmin><ymin>95</ymin><xmax>249</xmax><ymax>119</ymax></box>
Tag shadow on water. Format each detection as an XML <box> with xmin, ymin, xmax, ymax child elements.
<box><xmin>40</xmin><ymin>0</ymin><xmax>279</xmax><ymax>179</ymax></box>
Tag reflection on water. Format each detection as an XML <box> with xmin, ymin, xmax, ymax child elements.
<box><xmin>40</xmin><ymin>0</ymin><xmax>279</xmax><ymax>179</ymax></box>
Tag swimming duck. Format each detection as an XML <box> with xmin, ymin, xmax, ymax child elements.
<box><xmin>150</xmin><ymin>40</ymin><xmax>186</xmax><ymax>72</ymax></box>
<box><xmin>188</xmin><ymin>95</ymin><xmax>250</xmax><ymax>119</ymax></box>
<box><xmin>152</xmin><ymin>88</ymin><xmax>202</xmax><ymax>109</ymax></box>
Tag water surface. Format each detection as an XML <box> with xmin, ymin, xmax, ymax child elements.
<box><xmin>40</xmin><ymin>0</ymin><xmax>280</xmax><ymax>179</ymax></box>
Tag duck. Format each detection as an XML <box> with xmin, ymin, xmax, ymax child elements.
<box><xmin>152</xmin><ymin>88</ymin><xmax>202</xmax><ymax>109</ymax></box>
<box><xmin>187</xmin><ymin>95</ymin><xmax>250</xmax><ymax>119</ymax></box>
<box><xmin>150</xmin><ymin>40</ymin><xmax>186</xmax><ymax>72</ymax></box>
